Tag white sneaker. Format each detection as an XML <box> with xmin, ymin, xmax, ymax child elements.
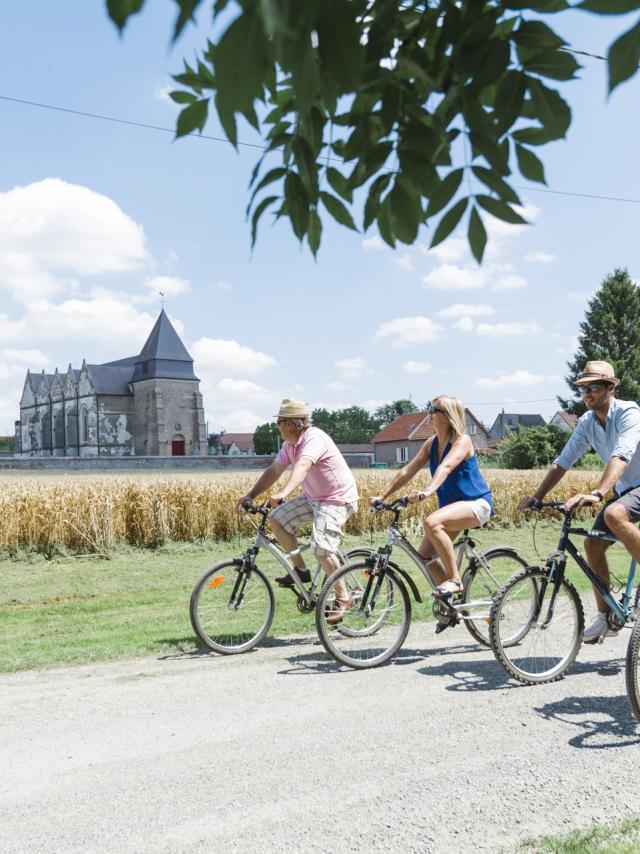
<box><xmin>583</xmin><ymin>612</ymin><xmax>618</xmax><ymax>644</ymax></box>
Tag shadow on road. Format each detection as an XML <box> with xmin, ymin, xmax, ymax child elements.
<box><xmin>534</xmin><ymin>694</ymin><xmax>640</xmax><ymax>749</ymax></box>
<box><xmin>416</xmin><ymin>656</ymin><xmax>515</xmax><ymax>692</ymax></box>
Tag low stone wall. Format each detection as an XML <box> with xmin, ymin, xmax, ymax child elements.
<box><xmin>0</xmin><ymin>453</ymin><xmax>372</xmax><ymax>471</ymax></box>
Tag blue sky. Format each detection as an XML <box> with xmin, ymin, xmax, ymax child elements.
<box><xmin>0</xmin><ymin>3</ymin><xmax>639</xmax><ymax>436</ymax></box>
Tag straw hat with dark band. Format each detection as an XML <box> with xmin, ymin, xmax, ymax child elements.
<box><xmin>274</xmin><ymin>399</ymin><xmax>310</xmax><ymax>419</ymax></box>
<box><xmin>574</xmin><ymin>360</ymin><xmax>620</xmax><ymax>388</ymax></box>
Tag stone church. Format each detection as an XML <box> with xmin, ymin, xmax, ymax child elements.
<box><xmin>15</xmin><ymin>309</ymin><xmax>208</xmax><ymax>457</ymax></box>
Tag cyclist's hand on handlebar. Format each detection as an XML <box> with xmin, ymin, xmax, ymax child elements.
<box><xmin>407</xmin><ymin>490</ymin><xmax>428</xmax><ymax>504</ymax></box>
<box><xmin>517</xmin><ymin>495</ymin><xmax>538</xmax><ymax>512</ymax></box>
<box><xmin>236</xmin><ymin>494</ymin><xmax>253</xmax><ymax>513</ymax></box>
<box><xmin>564</xmin><ymin>492</ymin><xmax>600</xmax><ymax>513</ymax></box>
<box><xmin>369</xmin><ymin>495</ymin><xmax>383</xmax><ymax>508</ymax></box>
<box><xmin>267</xmin><ymin>493</ymin><xmax>286</xmax><ymax>508</ymax></box>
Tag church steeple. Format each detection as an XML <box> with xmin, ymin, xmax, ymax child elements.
<box><xmin>132</xmin><ymin>309</ymin><xmax>198</xmax><ymax>382</ymax></box>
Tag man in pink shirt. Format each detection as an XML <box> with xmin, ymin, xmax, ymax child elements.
<box><xmin>236</xmin><ymin>399</ymin><xmax>358</xmax><ymax>619</ymax></box>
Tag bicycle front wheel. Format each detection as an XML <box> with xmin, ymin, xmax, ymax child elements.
<box><xmin>316</xmin><ymin>562</ymin><xmax>411</xmax><ymax>669</ymax></box>
<box><xmin>190</xmin><ymin>560</ymin><xmax>275</xmax><ymax>654</ymax></box>
<box><xmin>489</xmin><ymin>567</ymin><xmax>584</xmax><ymax>685</ymax></box>
<box><xmin>625</xmin><ymin>619</ymin><xmax>640</xmax><ymax>723</ymax></box>
<box><xmin>461</xmin><ymin>548</ymin><xmax>530</xmax><ymax>647</ymax></box>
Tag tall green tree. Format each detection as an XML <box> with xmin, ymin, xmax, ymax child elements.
<box><xmin>559</xmin><ymin>268</ymin><xmax>640</xmax><ymax>415</ymax></box>
<box><xmin>497</xmin><ymin>423</ymin><xmax>568</xmax><ymax>469</ymax></box>
<box><xmin>107</xmin><ymin>1</ymin><xmax>640</xmax><ymax>260</ymax></box>
<box><xmin>311</xmin><ymin>406</ymin><xmax>379</xmax><ymax>443</ymax></box>
<box><xmin>253</xmin><ymin>422</ymin><xmax>280</xmax><ymax>454</ymax></box>
<box><xmin>373</xmin><ymin>399</ymin><xmax>419</xmax><ymax>427</ymax></box>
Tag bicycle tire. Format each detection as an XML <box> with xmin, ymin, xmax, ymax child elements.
<box><xmin>461</xmin><ymin>548</ymin><xmax>530</xmax><ymax>647</ymax></box>
<box><xmin>625</xmin><ymin>619</ymin><xmax>640</xmax><ymax>723</ymax></box>
<box><xmin>190</xmin><ymin>560</ymin><xmax>275</xmax><ymax>654</ymax></box>
<box><xmin>489</xmin><ymin>566</ymin><xmax>584</xmax><ymax>685</ymax></box>
<box><xmin>316</xmin><ymin>561</ymin><xmax>411</xmax><ymax>669</ymax></box>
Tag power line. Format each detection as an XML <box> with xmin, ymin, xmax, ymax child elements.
<box><xmin>3</xmin><ymin>92</ymin><xmax>640</xmax><ymax>206</ymax></box>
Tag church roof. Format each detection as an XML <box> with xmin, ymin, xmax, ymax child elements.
<box><xmin>86</xmin><ymin>365</ymin><xmax>134</xmax><ymax>395</ymax></box>
<box><xmin>137</xmin><ymin>309</ymin><xmax>193</xmax><ymax>362</ymax></box>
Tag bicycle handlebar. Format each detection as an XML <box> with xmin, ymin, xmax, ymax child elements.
<box><xmin>527</xmin><ymin>499</ymin><xmax>573</xmax><ymax>515</ymax></box>
<box><xmin>372</xmin><ymin>496</ymin><xmax>410</xmax><ymax>512</ymax></box>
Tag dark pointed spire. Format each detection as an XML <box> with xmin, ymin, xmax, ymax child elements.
<box><xmin>132</xmin><ymin>309</ymin><xmax>198</xmax><ymax>382</ymax></box>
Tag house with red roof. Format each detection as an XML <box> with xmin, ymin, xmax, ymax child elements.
<box><xmin>549</xmin><ymin>411</ymin><xmax>578</xmax><ymax>433</ymax></box>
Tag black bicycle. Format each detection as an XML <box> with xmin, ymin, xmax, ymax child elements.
<box><xmin>315</xmin><ymin>497</ymin><xmax>530</xmax><ymax>669</ymax></box>
<box><xmin>189</xmin><ymin>501</ymin><xmax>373</xmax><ymax>654</ymax></box>
<box><xmin>490</xmin><ymin>501</ymin><xmax>640</xmax><ymax>687</ymax></box>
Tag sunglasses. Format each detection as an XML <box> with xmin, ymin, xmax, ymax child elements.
<box><xmin>581</xmin><ymin>382</ymin><xmax>611</xmax><ymax>394</ymax></box>
<box><xmin>276</xmin><ymin>418</ymin><xmax>289</xmax><ymax>425</ymax></box>
<box><xmin>427</xmin><ymin>405</ymin><xmax>444</xmax><ymax>415</ymax></box>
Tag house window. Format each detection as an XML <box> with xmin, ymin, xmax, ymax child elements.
<box><xmin>396</xmin><ymin>447</ymin><xmax>408</xmax><ymax>464</ymax></box>
<box><xmin>469</xmin><ymin>422</ymin><xmax>477</xmax><ymax>435</ymax></box>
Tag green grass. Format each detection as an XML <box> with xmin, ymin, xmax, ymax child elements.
<box><xmin>515</xmin><ymin>816</ymin><xmax>640</xmax><ymax>853</ymax></box>
<box><xmin>1</xmin><ymin>522</ymin><xmax>635</xmax><ymax>672</ymax></box>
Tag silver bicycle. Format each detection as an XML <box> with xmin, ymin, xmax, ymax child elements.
<box><xmin>189</xmin><ymin>501</ymin><xmax>374</xmax><ymax>654</ymax></box>
<box><xmin>316</xmin><ymin>497</ymin><xmax>530</xmax><ymax>669</ymax></box>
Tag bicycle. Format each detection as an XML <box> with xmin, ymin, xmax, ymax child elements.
<box><xmin>189</xmin><ymin>500</ymin><xmax>374</xmax><ymax>655</ymax></box>
<box><xmin>489</xmin><ymin>501</ymin><xmax>640</xmax><ymax>686</ymax></box>
<box><xmin>315</xmin><ymin>497</ymin><xmax>530</xmax><ymax>669</ymax></box>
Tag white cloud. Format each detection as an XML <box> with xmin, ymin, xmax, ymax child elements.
<box><xmin>0</xmin><ymin>179</ymin><xmax>148</xmax><ymax>303</ymax></box>
<box><xmin>422</xmin><ymin>264</ymin><xmax>487</xmax><ymax>290</ymax></box>
<box><xmin>216</xmin><ymin>378</ymin><xmax>269</xmax><ymax>398</ymax></box>
<box><xmin>476</xmin><ymin>370</ymin><xmax>560</xmax><ymax>388</ymax></box>
<box><xmin>215</xmin><ymin>408</ymin><xmax>264</xmax><ymax>433</ymax></box>
<box><xmin>437</xmin><ymin>303</ymin><xmax>495</xmax><ymax>318</ymax></box>
<box><xmin>395</xmin><ymin>254</ymin><xmax>414</xmax><ymax>272</ymax></box>
<box><xmin>525</xmin><ymin>250</ymin><xmax>555</xmax><ymax>264</ymax></box>
<box><xmin>190</xmin><ymin>338</ymin><xmax>278</xmax><ymax>377</ymax></box>
<box><xmin>326</xmin><ymin>381</ymin><xmax>350</xmax><ymax>392</ymax></box>
<box><xmin>374</xmin><ymin>316</ymin><xmax>446</xmax><ymax>346</ymax></box>
<box><xmin>153</xmin><ymin>84</ymin><xmax>178</xmax><ymax>108</ymax></box>
<box><xmin>403</xmin><ymin>361</ymin><xmax>432</xmax><ymax>374</ymax></box>
<box><xmin>422</xmin><ymin>235</ymin><xmax>468</xmax><ymax>264</ymax></box>
<box><xmin>452</xmin><ymin>317</ymin><xmax>475</xmax><ymax>332</ymax></box>
<box><xmin>567</xmin><ymin>291</ymin><xmax>593</xmax><ymax>301</ymax></box>
<box><xmin>335</xmin><ymin>357</ymin><xmax>371</xmax><ymax>379</ymax></box>
<box><xmin>476</xmin><ymin>321</ymin><xmax>541</xmax><ymax>337</ymax></box>
<box><xmin>362</xmin><ymin>235</ymin><xmax>385</xmax><ymax>251</ymax></box>
<box><xmin>492</xmin><ymin>273</ymin><xmax>527</xmax><ymax>291</ymax></box>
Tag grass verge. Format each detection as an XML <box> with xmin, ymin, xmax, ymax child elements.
<box><xmin>515</xmin><ymin>816</ymin><xmax>640</xmax><ymax>853</ymax></box>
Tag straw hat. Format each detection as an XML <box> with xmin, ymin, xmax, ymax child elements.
<box><xmin>274</xmin><ymin>398</ymin><xmax>309</xmax><ymax>419</ymax></box>
<box><xmin>574</xmin><ymin>360</ymin><xmax>620</xmax><ymax>388</ymax></box>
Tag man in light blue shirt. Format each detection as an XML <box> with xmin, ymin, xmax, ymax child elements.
<box><xmin>519</xmin><ymin>361</ymin><xmax>640</xmax><ymax>643</ymax></box>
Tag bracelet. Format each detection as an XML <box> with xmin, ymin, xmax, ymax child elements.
<box><xmin>591</xmin><ymin>489</ymin><xmax>603</xmax><ymax>501</ymax></box>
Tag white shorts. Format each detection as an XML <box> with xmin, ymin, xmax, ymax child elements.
<box><xmin>467</xmin><ymin>498</ymin><xmax>492</xmax><ymax>527</ymax></box>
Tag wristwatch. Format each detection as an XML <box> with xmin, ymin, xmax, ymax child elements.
<box><xmin>591</xmin><ymin>489</ymin><xmax>604</xmax><ymax>501</ymax></box>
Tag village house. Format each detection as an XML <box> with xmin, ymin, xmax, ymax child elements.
<box><xmin>15</xmin><ymin>309</ymin><xmax>208</xmax><ymax>458</ymax></box>
<box><xmin>489</xmin><ymin>411</ymin><xmax>546</xmax><ymax>441</ymax></box>
<box><xmin>372</xmin><ymin>408</ymin><xmax>489</xmax><ymax>466</ymax></box>
<box><xmin>549</xmin><ymin>411</ymin><xmax>578</xmax><ymax>432</ymax></box>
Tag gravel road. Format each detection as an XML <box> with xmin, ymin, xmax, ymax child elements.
<box><xmin>2</xmin><ymin>623</ymin><xmax>640</xmax><ymax>854</ymax></box>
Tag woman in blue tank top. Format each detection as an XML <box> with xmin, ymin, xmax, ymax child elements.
<box><xmin>371</xmin><ymin>394</ymin><xmax>493</xmax><ymax>617</ymax></box>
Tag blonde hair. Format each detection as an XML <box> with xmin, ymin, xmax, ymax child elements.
<box><xmin>432</xmin><ymin>394</ymin><xmax>466</xmax><ymax>441</ymax></box>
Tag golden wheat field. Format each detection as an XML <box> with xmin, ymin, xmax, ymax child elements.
<box><xmin>0</xmin><ymin>469</ymin><xmax>601</xmax><ymax>556</ymax></box>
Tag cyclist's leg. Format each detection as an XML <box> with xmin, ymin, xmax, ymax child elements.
<box><xmin>269</xmin><ymin>495</ymin><xmax>313</xmax><ymax>571</ymax></box>
<box><xmin>424</xmin><ymin>501</ymin><xmax>484</xmax><ymax>591</ymax></box>
<box><xmin>311</xmin><ymin>501</ymin><xmax>356</xmax><ymax>603</ymax></box>
<box><xmin>585</xmin><ymin>500</ymin><xmax>618</xmax><ymax>612</ymax></box>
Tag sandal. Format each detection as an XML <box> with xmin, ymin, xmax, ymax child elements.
<box><xmin>435</xmin><ymin>617</ymin><xmax>452</xmax><ymax>635</ymax></box>
<box><xmin>432</xmin><ymin>578</ymin><xmax>464</xmax><ymax>599</ymax></box>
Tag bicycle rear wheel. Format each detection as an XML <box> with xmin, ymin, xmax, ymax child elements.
<box><xmin>190</xmin><ymin>560</ymin><xmax>275</xmax><ymax>654</ymax></box>
<box><xmin>316</xmin><ymin>562</ymin><xmax>411</xmax><ymax>669</ymax></box>
<box><xmin>490</xmin><ymin>566</ymin><xmax>584</xmax><ymax>685</ymax></box>
<box><xmin>461</xmin><ymin>548</ymin><xmax>530</xmax><ymax>647</ymax></box>
<box><xmin>625</xmin><ymin>619</ymin><xmax>640</xmax><ymax>723</ymax></box>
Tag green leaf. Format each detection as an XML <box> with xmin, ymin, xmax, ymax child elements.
<box><xmin>285</xmin><ymin>173</ymin><xmax>310</xmax><ymax>240</ymax></box>
<box><xmin>476</xmin><ymin>195</ymin><xmax>527</xmax><ymax>225</ymax></box>
<box><xmin>512</xmin><ymin>21</ymin><xmax>566</xmax><ymax>50</ymax></box>
<box><xmin>425</xmin><ymin>168</ymin><xmax>464</xmax><ymax>219</ymax></box>
<box><xmin>469</xmin><ymin>132</ymin><xmax>510</xmax><ymax>175</ymax></box>
<box><xmin>389</xmin><ymin>179</ymin><xmax>421</xmax><ymax>245</ymax></box>
<box><xmin>213</xmin><ymin>6</ymin><xmax>273</xmax><ymax>113</ymax></box>
<box><xmin>494</xmin><ymin>71</ymin><xmax>526</xmax><ymax>135</ymax></box>
<box><xmin>320</xmin><ymin>191</ymin><xmax>358</xmax><ymax>231</ymax></box>
<box><xmin>307</xmin><ymin>208</ymin><xmax>322</xmax><ymax>257</ymax></box>
<box><xmin>430</xmin><ymin>198</ymin><xmax>469</xmax><ymax>249</ymax></box>
<box><xmin>175</xmin><ymin>98</ymin><xmax>209</xmax><ymax>137</ymax></box>
<box><xmin>363</xmin><ymin>174</ymin><xmax>392</xmax><ymax>230</ymax></box>
<box><xmin>326</xmin><ymin>167</ymin><xmax>352</xmax><ymax>203</ymax></box>
<box><xmin>471</xmin><ymin>167</ymin><xmax>521</xmax><ymax>205</ymax></box>
<box><xmin>520</xmin><ymin>48</ymin><xmax>579</xmax><ymax>81</ymax></box>
<box><xmin>512</xmin><ymin>126</ymin><xmax>552</xmax><ymax>146</ymax></box>
<box><xmin>503</xmin><ymin>0</ymin><xmax>568</xmax><ymax>10</ymax></box>
<box><xmin>251</xmin><ymin>195</ymin><xmax>279</xmax><ymax>248</ymax></box>
<box><xmin>292</xmin><ymin>137</ymin><xmax>318</xmax><ymax>200</ymax></box>
<box><xmin>246</xmin><ymin>167</ymin><xmax>287</xmax><ymax>215</ymax></box>
<box><xmin>579</xmin><ymin>0</ymin><xmax>640</xmax><ymax>12</ymax></box>
<box><xmin>106</xmin><ymin>0</ymin><xmax>145</xmax><ymax>31</ymax></box>
<box><xmin>172</xmin><ymin>0</ymin><xmax>205</xmax><ymax>42</ymax></box>
<box><xmin>169</xmin><ymin>90</ymin><xmax>197</xmax><ymax>105</ymax></box>
<box><xmin>215</xmin><ymin>92</ymin><xmax>237</xmax><ymax>146</ymax></box>
<box><xmin>376</xmin><ymin>195</ymin><xmax>396</xmax><ymax>248</ymax></box>
<box><xmin>467</xmin><ymin>206</ymin><xmax>487</xmax><ymax>263</ymax></box>
<box><xmin>527</xmin><ymin>78</ymin><xmax>571</xmax><ymax>139</ymax></box>
<box><xmin>315</xmin><ymin>0</ymin><xmax>364</xmax><ymax>91</ymax></box>
<box><xmin>608</xmin><ymin>18</ymin><xmax>640</xmax><ymax>92</ymax></box>
<box><xmin>515</xmin><ymin>144</ymin><xmax>546</xmax><ymax>183</ymax></box>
